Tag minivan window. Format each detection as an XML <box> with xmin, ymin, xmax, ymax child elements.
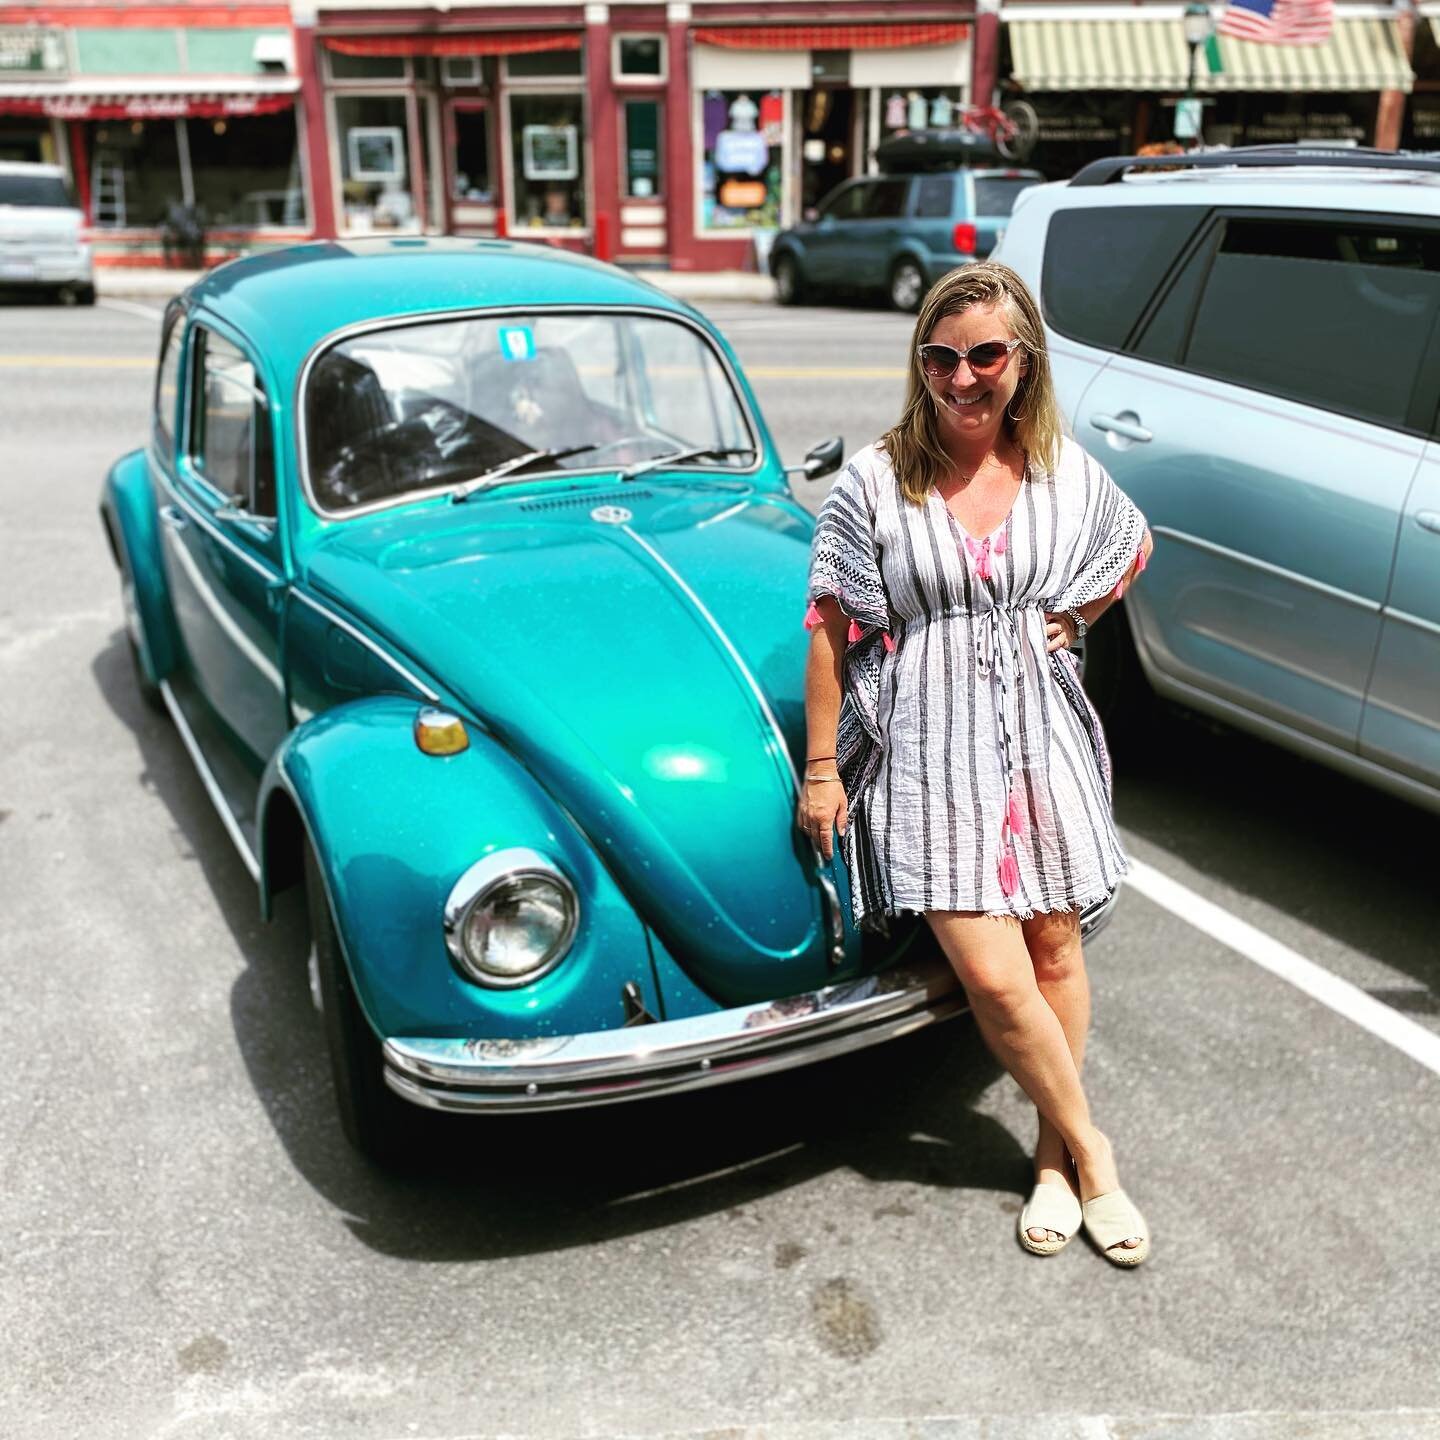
<box><xmin>913</xmin><ymin>175</ymin><xmax>953</xmax><ymax>219</ymax></box>
<box><xmin>1042</xmin><ymin>206</ymin><xmax>1208</xmax><ymax>351</ymax></box>
<box><xmin>0</xmin><ymin>173</ymin><xmax>72</xmax><ymax>208</ymax></box>
<box><xmin>973</xmin><ymin>177</ymin><xmax>1040</xmax><ymax>218</ymax></box>
<box><xmin>819</xmin><ymin>182</ymin><xmax>869</xmax><ymax>222</ymax></box>
<box><xmin>1181</xmin><ymin>218</ymin><xmax>1440</xmax><ymax>431</ymax></box>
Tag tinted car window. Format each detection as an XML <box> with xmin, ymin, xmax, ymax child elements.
<box><xmin>1182</xmin><ymin>218</ymin><xmax>1440</xmax><ymax>430</ymax></box>
<box><xmin>0</xmin><ymin>173</ymin><xmax>72</xmax><ymax>207</ymax></box>
<box><xmin>913</xmin><ymin>175</ymin><xmax>953</xmax><ymax>219</ymax></box>
<box><xmin>973</xmin><ymin>177</ymin><xmax>1040</xmax><ymax>218</ymax></box>
<box><xmin>820</xmin><ymin>182</ymin><xmax>869</xmax><ymax>221</ymax></box>
<box><xmin>1042</xmin><ymin>205</ymin><xmax>1208</xmax><ymax>351</ymax></box>
<box><xmin>865</xmin><ymin>178</ymin><xmax>910</xmax><ymax>219</ymax></box>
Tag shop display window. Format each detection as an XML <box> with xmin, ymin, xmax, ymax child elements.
<box><xmin>450</xmin><ymin>106</ymin><xmax>493</xmax><ymax>202</ymax></box>
<box><xmin>509</xmin><ymin>92</ymin><xmax>585</xmax><ymax>230</ymax></box>
<box><xmin>189</xmin><ymin>112</ymin><xmax>305</xmax><ymax>228</ymax></box>
<box><xmin>701</xmin><ymin>89</ymin><xmax>783</xmax><ymax>231</ymax></box>
<box><xmin>879</xmin><ymin>88</ymin><xmax>962</xmax><ymax>140</ymax></box>
<box><xmin>86</xmin><ymin>118</ymin><xmax>181</xmax><ymax>228</ymax></box>
<box><xmin>335</xmin><ymin>94</ymin><xmax>418</xmax><ymax>233</ymax></box>
<box><xmin>624</xmin><ymin>100</ymin><xmax>662</xmax><ymax>198</ymax></box>
<box><xmin>505</xmin><ymin>48</ymin><xmax>583</xmax><ymax>80</ymax></box>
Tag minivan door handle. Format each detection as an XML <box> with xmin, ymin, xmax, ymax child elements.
<box><xmin>1091</xmin><ymin>413</ymin><xmax>1153</xmax><ymax>444</ymax></box>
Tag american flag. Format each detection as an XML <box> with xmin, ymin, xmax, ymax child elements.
<box><xmin>1216</xmin><ymin>0</ymin><xmax>1334</xmax><ymax>45</ymax></box>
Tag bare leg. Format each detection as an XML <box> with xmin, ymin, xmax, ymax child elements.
<box><xmin>926</xmin><ymin>910</ymin><xmax>1140</xmax><ymax>1250</ymax></box>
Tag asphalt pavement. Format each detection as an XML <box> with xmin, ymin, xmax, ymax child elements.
<box><xmin>1</xmin><ymin>295</ymin><xmax>1437</xmax><ymax>1440</ymax></box>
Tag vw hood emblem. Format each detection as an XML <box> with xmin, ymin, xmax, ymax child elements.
<box><xmin>590</xmin><ymin>505</ymin><xmax>632</xmax><ymax>525</ymax></box>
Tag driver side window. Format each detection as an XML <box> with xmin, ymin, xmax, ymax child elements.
<box><xmin>190</xmin><ymin>327</ymin><xmax>275</xmax><ymax>517</ymax></box>
<box><xmin>820</xmin><ymin>182</ymin><xmax>869</xmax><ymax>222</ymax></box>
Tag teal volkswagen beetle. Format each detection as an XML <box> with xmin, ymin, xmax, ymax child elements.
<box><xmin>102</xmin><ymin>239</ymin><xmax>1111</xmax><ymax>1164</ymax></box>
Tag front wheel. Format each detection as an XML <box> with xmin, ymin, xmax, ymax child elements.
<box><xmin>997</xmin><ymin>100</ymin><xmax>1039</xmax><ymax>162</ymax></box>
<box><xmin>304</xmin><ymin>839</ymin><xmax>417</xmax><ymax>1168</ymax></box>
<box><xmin>889</xmin><ymin>258</ymin><xmax>927</xmax><ymax>314</ymax></box>
<box><xmin>774</xmin><ymin>253</ymin><xmax>808</xmax><ymax>306</ymax></box>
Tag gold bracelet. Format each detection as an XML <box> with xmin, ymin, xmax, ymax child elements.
<box><xmin>805</xmin><ymin>775</ymin><xmax>843</xmax><ymax>784</ymax></box>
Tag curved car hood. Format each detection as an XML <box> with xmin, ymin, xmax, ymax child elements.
<box><xmin>302</xmin><ymin>481</ymin><xmax>833</xmax><ymax>1004</ymax></box>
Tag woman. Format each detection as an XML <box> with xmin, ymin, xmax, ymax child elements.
<box><xmin>798</xmin><ymin>262</ymin><xmax>1154</xmax><ymax>1265</ymax></box>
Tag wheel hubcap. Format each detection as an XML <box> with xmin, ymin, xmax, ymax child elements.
<box><xmin>894</xmin><ymin>267</ymin><xmax>921</xmax><ymax>308</ymax></box>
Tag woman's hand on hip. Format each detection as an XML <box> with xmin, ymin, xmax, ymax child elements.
<box><xmin>797</xmin><ymin>780</ymin><xmax>848</xmax><ymax>862</ymax></box>
<box><xmin>1044</xmin><ymin>612</ymin><xmax>1078</xmax><ymax>653</ymax></box>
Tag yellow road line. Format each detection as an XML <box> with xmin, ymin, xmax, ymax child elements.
<box><xmin>0</xmin><ymin>355</ymin><xmax>152</xmax><ymax>368</ymax></box>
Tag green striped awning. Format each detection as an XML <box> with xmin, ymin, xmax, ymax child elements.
<box><xmin>1009</xmin><ymin>18</ymin><xmax>1412</xmax><ymax>94</ymax></box>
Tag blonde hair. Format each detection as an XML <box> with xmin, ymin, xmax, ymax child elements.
<box><xmin>879</xmin><ymin>261</ymin><xmax>1065</xmax><ymax>507</ymax></box>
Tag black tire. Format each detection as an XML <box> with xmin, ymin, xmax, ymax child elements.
<box><xmin>1076</xmin><ymin>607</ymin><xmax>1156</xmax><ymax>754</ymax></box>
<box><xmin>889</xmin><ymin>257</ymin><xmax>927</xmax><ymax>314</ymax></box>
<box><xmin>774</xmin><ymin>253</ymin><xmax>808</xmax><ymax>306</ymax></box>
<box><xmin>304</xmin><ymin>839</ymin><xmax>417</xmax><ymax>1167</ymax></box>
<box><xmin>998</xmin><ymin>100</ymin><xmax>1040</xmax><ymax>163</ymax></box>
<box><xmin>57</xmin><ymin>282</ymin><xmax>95</xmax><ymax>307</ymax></box>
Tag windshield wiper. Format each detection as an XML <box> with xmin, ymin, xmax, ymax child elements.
<box><xmin>450</xmin><ymin>444</ymin><xmax>599</xmax><ymax>503</ymax></box>
<box><xmin>620</xmin><ymin>445</ymin><xmax>755</xmax><ymax>482</ymax></box>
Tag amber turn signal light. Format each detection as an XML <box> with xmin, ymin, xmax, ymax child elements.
<box><xmin>414</xmin><ymin>706</ymin><xmax>469</xmax><ymax>756</ymax></box>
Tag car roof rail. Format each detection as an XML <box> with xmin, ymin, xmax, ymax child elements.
<box><xmin>1069</xmin><ymin>144</ymin><xmax>1440</xmax><ymax>187</ymax></box>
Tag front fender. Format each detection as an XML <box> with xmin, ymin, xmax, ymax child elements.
<box><xmin>257</xmin><ymin>696</ymin><xmax>664</xmax><ymax>1041</ymax></box>
<box><xmin>100</xmin><ymin>447</ymin><xmax>180</xmax><ymax>683</ymax></box>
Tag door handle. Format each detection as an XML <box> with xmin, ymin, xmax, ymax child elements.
<box><xmin>1417</xmin><ymin>509</ymin><xmax>1440</xmax><ymax>535</ymax></box>
<box><xmin>1091</xmin><ymin>413</ymin><xmax>1153</xmax><ymax>444</ymax></box>
<box><xmin>159</xmin><ymin>504</ymin><xmax>188</xmax><ymax>532</ymax></box>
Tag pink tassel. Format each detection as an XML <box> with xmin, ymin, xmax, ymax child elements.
<box><xmin>998</xmin><ymin>853</ymin><xmax>1020</xmax><ymax>897</ymax></box>
<box><xmin>803</xmin><ymin>600</ymin><xmax>824</xmax><ymax>631</ymax></box>
<box><xmin>882</xmin><ymin>632</ymin><xmax>896</xmax><ymax>653</ymax></box>
<box><xmin>993</xmin><ymin>530</ymin><xmax>1007</xmax><ymax>556</ymax></box>
<box><xmin>1134</xmin><ymin>543</ymin><xmax>1148</xmax><ymax>575</ymax></box>
<box><xmin>1006</xmin><ymin>788</ymin><xmax>1027</xmax><ymax>837</ymax></box>
<box><xmin>1113</xmin><ymin>579</ymin><xmax>1125</xmax><ymax>600</ymax></box>
<box><xmin>847</xmin><ymin>618</ymin><xmax>861</xmax><ymax>644</ymax></box>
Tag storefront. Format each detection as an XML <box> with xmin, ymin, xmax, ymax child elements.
<box><xmin>0</xmin><ymin>7</ymin><xmax>308</xmax><ymax>265</ymax></box>
<box><xmin>1003</xmin><ymin>4</ymin><xmax>1412</xmax><ymax>177</ymax></box>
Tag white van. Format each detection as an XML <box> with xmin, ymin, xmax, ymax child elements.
<box><xmin>0</xmin><ymin>161</ymin><xmax>93</xmax><ymax>305</ymax></box>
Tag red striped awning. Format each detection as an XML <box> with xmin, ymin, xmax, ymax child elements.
<box><xmin>692</xmin><ymin>23</ymin><xmax>967</xmax><ymax>50</ymax></box>
<box><xmin>0</xmin><ymin>93</ymin><xmax>295</xmax><ymax>119</ymax></box>
<box><xmin>324</xmin><ymin>31</ymin><xmax>581</xmax><ymax>58</ymax></box>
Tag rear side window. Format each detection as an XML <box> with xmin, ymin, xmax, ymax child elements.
<box><xmin>865</xmin><ymin>178</ymin><xmax>909</xmax><ymax>219</ymax></box>
<box><xmin>973</xmin><ymin>177</ymin><xmax>1040</xmax><ymax>218</ymax></box>
<box><xmin>1178</xmin><ymin>218</ymin><xmax>1440</xmax><ymax>431</ymax></box>
<box><xmin>913</xmin><ymin>175</ymin><xmax>953</xmax><ymax>219</ymax></box>
<box><xmin>0</xmin><ymin>172</ymin><xmax>72</xmax><ymax>207</ymax></box>
<box><xmin>1042</xmin><ymin>205</ymin><xmax>1208</xmax><ymax>350</ymax></box>
<box><xmin>152</xmin><ymin>308</ymin><xmax>183</xmax><ymax>459</ymax></box>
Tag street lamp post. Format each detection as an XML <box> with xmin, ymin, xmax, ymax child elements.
<box><xmin>1179</xmin><ymin>2</ymin><xmax>1214</xmax><ymax>143</ymax></box>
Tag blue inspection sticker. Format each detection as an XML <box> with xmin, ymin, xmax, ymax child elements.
<box><xmin>498</xmin><ymin>325</ymin><xmax>536</xmax><ymax>362</ymax></box>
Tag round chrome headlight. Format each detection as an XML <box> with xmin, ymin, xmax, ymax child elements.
<box><xmin>444</xmin><ymin>850</ymin><xmax>579</xmax><ymax>988</ymax></box>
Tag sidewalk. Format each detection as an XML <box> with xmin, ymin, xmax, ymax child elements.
<box><xmin>95</xmin><ymin>262</ymin><xmax>776</xmax><ymax>305</ymax></box>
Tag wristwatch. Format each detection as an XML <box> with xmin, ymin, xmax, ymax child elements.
<box><xmin>1064</xmin><ymin>607</ymin><xmax>1088</xmax><ymax>642</ymax></box>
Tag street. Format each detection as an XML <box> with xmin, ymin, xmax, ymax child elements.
<box><xmin>1</xmin><ymin>295</ymin><xmax>1438</xmax><ymax>1440</ymax></box>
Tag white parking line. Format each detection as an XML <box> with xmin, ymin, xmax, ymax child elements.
<box><xmin>1127</xmin><ymin>858</ymin><xmax>1440</xmax><ymax>1077</ymax></box>
<box><xmin>98</xmin><ymin>297</ymin><xmax>164</xmax><ymax>322</ymax></box>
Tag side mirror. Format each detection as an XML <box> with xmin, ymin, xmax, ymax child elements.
<box><xmin>786</xmin><ymin>435</ymin><xmax>844</xmax><ymax>482</ymax></box>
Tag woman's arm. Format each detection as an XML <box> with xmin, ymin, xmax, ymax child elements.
<box><xmin>1047</xmin><ymin>526</ymin><xmax>1154</xmax><ymax>651</ymax></box>
<box><xmin>799</xmin><ymin>595</ymin><xmax>851</xmax><ymax>860</ymax></box>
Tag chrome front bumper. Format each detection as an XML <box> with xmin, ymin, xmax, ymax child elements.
<box><xmin>382</xmin><ymin>885</ymin><xmax>1118</xmax><ymax>1114</ymax></box>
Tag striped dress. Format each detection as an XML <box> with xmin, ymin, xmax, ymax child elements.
<box><xmin>805</xmin><ymin>436</ymin><xmax>1148</xmax><ymax>927</ymax></box>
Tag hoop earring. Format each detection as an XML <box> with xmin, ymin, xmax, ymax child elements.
<box><xmin>1007</xmin><ymin>396</ymin><xmax>1027</xmax><ymax>424</ymax></box>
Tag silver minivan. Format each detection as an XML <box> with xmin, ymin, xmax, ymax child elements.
<box><xmin>0</xmin><ymin>161</ymin><xmax>93</xmax><ymax>305</ymax></box>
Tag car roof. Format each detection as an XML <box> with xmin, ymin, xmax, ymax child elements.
<box><xmin>184</xmin><ymin>237</ymin><xmax>701</xmax><ymax>376</ymax></box>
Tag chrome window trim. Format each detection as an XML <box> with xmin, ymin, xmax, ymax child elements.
<box><xmin>294</xmin><ymin>302</ymin><xmax>764</xmax><ymax>524</ymax></box>
<box><xmin>289</xmin><ymin>587</ymin><xmax>441</xmax><ymax>702</ymax></box>
<box><xmin>1151</xmin><ymin>525</ymin><xmax>1384</xmax><ymax>614</ymax></box>
<box><xmin>443</xmin><ymin>847</ymin><xmax>580</xmax><ymax>990</ymax></box>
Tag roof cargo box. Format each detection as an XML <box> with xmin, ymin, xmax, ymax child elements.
<box><xmin>874</xmin><ymin>129</ymin><xmax>1002</xmax><ymax>173</ymax></box>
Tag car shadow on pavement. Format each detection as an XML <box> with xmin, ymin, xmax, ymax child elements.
<box><xmin>93</xmin><ymin>630</ymin><xmax>1025</xmax><ymax>1263</ymax></box>
<box><xmin>1112</xmin><ymin>705</ymin><xmax>1437</xmax><ymax>1006</ymax></box>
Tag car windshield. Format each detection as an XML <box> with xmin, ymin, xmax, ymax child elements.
<box><xmin>972</xmin><ymin>177</ymin><xmax>1041</xmax><ymax>218</ymax></box>
<box><xmin>0</xmin><ymin>173</ymin><xmax>73</xmax><ymax>208</ymax></box>
<box><xmin>305</xmin><ymin>311</ymin><xmax>755</xmax><ymax>512</ymax></box>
